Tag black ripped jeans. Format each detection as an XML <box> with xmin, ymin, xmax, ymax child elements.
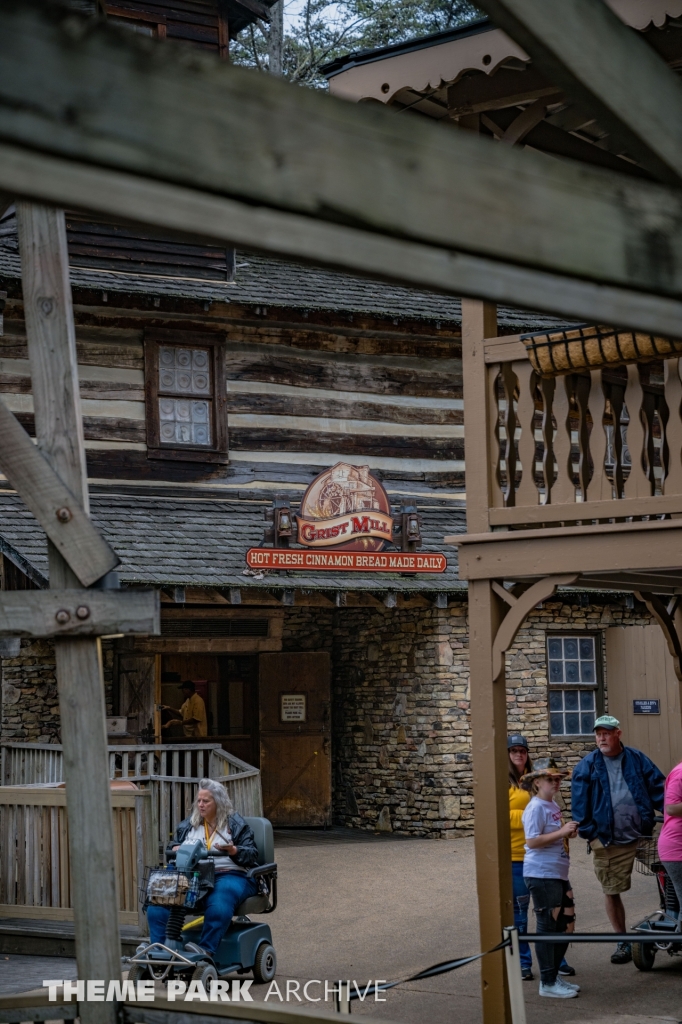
<box><xmin>524</xmin><ymin>877</ymin><xmax>575</xmax><ymax>985</ymax></box>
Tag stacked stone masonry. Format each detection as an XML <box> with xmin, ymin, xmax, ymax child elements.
<box><xmin>0</xmin><ymin>597</ymin><xmax>653</xmax><ymax>835</ymax></box>
<box><xmin>1</xmin><ymin>638</ymin><xmax>115</xmax><ymax>743</ymax></box>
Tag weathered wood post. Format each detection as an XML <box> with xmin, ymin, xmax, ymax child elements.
<box><xmin>17</xmin><ymin>203</ymin><xmax>120</xmax><ymax>1024</ymax></box>
<box><xmin>462</xmin><ymin>299</ymin><xmax>513</xmax><ymax>1024</ymax></box>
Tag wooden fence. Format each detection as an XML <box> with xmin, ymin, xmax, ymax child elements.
<box><xmin>0</xmin><ymin>742</ymin><xmax>263</xmax><ymax>849</ymax></box>
<box><xmin>0</xmin><ymin>787</ymin><xmax>155</xmax><ymax>929</ymax></box>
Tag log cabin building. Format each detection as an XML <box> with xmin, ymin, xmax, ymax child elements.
<box><xmin>2</xmin><ymin>0</ymin><xmax>682</xmax><ymax>835</ymax></box>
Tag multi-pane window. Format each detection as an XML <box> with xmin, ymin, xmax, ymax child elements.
<box><xmin>547</xmin><ymin>635</ymin><xmax>599</xmax><ymax>736</ymax></box>
<box><xmin>145</xmin><ymin>332</ymin><xmax>227</xmax><ymax>463</ymax></box>
<box><xmin>158</xmin><ymin>346</ymin><xmax>212</xmax><ymax>447</ymax></box>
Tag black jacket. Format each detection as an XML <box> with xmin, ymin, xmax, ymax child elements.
<box><xmin>165</xmin><ymin>812</ymin><xmax>259</xmax><ymax>869</ymax></box>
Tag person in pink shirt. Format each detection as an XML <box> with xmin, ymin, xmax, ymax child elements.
<box><xmin>657</xmin><ymin>759</ymin><xmax>682</xmax><ymax>911</ymax></box>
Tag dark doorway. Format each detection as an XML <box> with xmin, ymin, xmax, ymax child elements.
<box><xmin>160</xmin><ymin>653</ymin><xmax>259</xmax><ymax>767</ymax></box>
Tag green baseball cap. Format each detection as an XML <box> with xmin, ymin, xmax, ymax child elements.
<box><xmin>594</xmin><ymin>715</ymin><xmax>620</xmax><ymax>731</ymax></box>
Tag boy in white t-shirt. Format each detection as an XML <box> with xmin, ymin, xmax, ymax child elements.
<box><xmin>521</xmin><ymin>758</ymin><xmax>579</xmax><ymax>999</ymax></box>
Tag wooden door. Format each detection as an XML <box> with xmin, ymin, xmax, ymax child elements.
<box><xmin>606</xmin><ymin>625</ymin><xmax>682</xmax><ymax>775</ymax></box>
<box><xmin>259</xmin><ymin>653</ymin><xmax>331</xmax><ymax>826</ymax></box>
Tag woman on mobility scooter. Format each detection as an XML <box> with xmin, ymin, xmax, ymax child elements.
<box><xmin>148</xmin><ymin>780</ymin><xmax>259</xmax><ymax>957</ymax></box>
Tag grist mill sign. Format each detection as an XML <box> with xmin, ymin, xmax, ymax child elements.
<box><xmin>245</xmin><ymin>462</ymin><xmax>447</xmax><ymax>574</ymax></box>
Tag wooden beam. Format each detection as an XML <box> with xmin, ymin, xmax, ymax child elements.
<box><xmin>463</xmin><ymin>300</ymin><xmax>498</xmax><ymax>534</ymax></box>
<box><xmin>634</xmin><ymin>590</ymin><xmax>682</xmax><ymax>683</ymax></box>
<box><xmin>468</xmin><ymin>579</ymin><xmax>512</xmax><ymax>1024</ymax></box>
<box><xmin>475</xmin><ymin>0</ymin><xmax>682</xmax><ymax>187</ymax></box>
<box><xmin>16</xmin><ymin>202</ymin><xmax>120</xmax><ymax>1024</ymax></box>
<box><xmin>3</xmin><ymin>144</ymin><xmax>682</xmax><ymax>336</ymax></box>
<box><xmin>0</xmin><ymin>398</ymin><xmax>118</xmax><ymax>587</ymax></box>
<box><xmin>1</xmin><ymin>6</ymin><xmax>682</xmax><ymax>329</ymax></box>
<box><xmin>0</xmin><ymin>589</ymin><xmax>159</xmax><ymax>638</ymax></box>
<box><xmin>492</xmin><ymin>573</ymin><xmax>578</xmax><ymax>679</ymax></box>
<box><xmin>489</xmin><ymin>493</ymin><xmax>682</xmax><ymax>527</ymax></box>
<box><xmin>452</xmin><ymin>517</ymin><xmax>682</xmax><ymax>580</ymax></box>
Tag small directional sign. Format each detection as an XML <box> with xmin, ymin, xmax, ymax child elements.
<box><xmin>633</xmin><ymin>699</ymin><xmax>660</xmax><ymax>715</ymax></box>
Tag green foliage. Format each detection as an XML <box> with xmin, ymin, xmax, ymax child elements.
<box><xmin>230</xmin><ymin>0</ymin><xmax>483</xmax><ymax>88</ymax></box>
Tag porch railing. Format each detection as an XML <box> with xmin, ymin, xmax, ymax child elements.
<box><xmin>485</xmin><ymin>340</ymin><xmax>682</xmax><ymax>528</ymax></box>
<box><xmin>0</xmin><ymin>742</ymin><xmax>263</xmax><ymax>849</ymax></box>
<box><xmin>0</xmin><ymin>786</ymin><xmax>155</xmax><ymax>930</ymax></box>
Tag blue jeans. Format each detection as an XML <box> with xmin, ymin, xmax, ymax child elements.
<box><xmin>512</xmin><ymin>862</ymin><xmax>533</xmax><ymax>971</ymax></box>
<box><xmin>147</xmin><ymin>871</ymin><xmax>258</xmax><ymax>954</ymax></box>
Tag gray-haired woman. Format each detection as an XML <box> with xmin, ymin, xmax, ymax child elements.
<box><xmin>147</xmin><ymin>779</ymin><xmax>259</xmax><ymax>956</ymax></box>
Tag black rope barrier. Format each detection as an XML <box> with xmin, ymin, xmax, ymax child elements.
<box><xmin>347</xmin><ymin>939</ymin><xmax>511</xmax><ymax>1001</ymax></box>
<box><xmin>345</xmin><ymin>930</ymin><xmax>680</xmax><ymax>1003</ymax></box>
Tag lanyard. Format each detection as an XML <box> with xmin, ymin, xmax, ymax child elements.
<box><xmin>204</xmin><ymin>821</ymin><xmax>215</xmax><ymax>850</ymax></box>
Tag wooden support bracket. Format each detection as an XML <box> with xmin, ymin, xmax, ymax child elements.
<box><xmin>0</xmin><ymin>397</ymin><xmax>118</xmax><ymax>587</ymax></box>
<box><xmin>635</xmin><ymin>591</ymin><xmax>682</xmax><ymax>684</ymax></box>
<box><xmin>0</xmin><ymin>589</ymin><xmax>160</xmax><ymax>638</ymax></box>
<box><xmin>492</xmin><ymin>573</ymin><xmax>578</xmax><ymax>680</ymax></box>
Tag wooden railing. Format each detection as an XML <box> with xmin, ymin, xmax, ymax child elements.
<box><xmin>0</xmin><ymin>786</ymin><xmax>155</xmax><ymax>929</ymax></box>
<box><xmin>1</xmin><ymin>743</ymin><xmax>263</xmax><ymax>848</ymax></box>
<box><xmin>484</xmin><ymin>337</ymin><xmax>682</xmax><ymax>529</ymax></box>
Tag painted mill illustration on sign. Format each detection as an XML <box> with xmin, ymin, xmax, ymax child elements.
<box><xmin>246</xmin><ymin>462</ymin><xmax>447</xmax><ymax>574</ymax></box>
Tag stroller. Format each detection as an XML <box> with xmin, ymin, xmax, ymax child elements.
<box><xmin>123</xmin><ymin>816</ymin><xmax>277</xmax><ymax>989</ymax></box>
<box><xmin>631</xmin><ymin>832</ymin><xmax>682</xmax><ymax>971</ymax></box>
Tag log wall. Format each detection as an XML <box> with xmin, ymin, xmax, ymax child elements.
<box><xmin>0</xmin><ymin>292</ymin><xmax>466</xmax><ymax>494</ymax></box>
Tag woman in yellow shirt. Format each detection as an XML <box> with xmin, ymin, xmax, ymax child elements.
<box><xmin>509</xmin><ymin>734</ymin><xmax>574</xmax><ymax>981</ymax></box>
<box><xmin>509</xmin><ymin>734</ymin><xmax>534</xmax><ymax>979</ymax></box>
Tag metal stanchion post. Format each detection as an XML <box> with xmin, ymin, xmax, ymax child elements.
<box><xmin>503</xmin><ymin>927</ymin><xmax>527</xmax><ymax>1024</ymax></box>
<box><xmin>335</xmin><ymin>981</ymin><xmax>351</xmax><ymax>1014</ymax></box>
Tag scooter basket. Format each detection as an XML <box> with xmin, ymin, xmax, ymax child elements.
<box><xmin>635</xmin><ymin>837</ymin><xmax>661</xmax><ymax>876</ymax></box>
<box><xmin>143</xmin><ymin>867</ymin><xmax>197</xmax><ymax>907</ymax></box>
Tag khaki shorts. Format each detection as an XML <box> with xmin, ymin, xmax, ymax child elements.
<box><xmin>591</xmin><ymin>839</ymin><xmax>639</xmax><ymax>896</ymax></box>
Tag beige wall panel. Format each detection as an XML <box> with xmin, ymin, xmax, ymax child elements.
<box><xmin>606</xmin><ymin>624</ymin><xmax>682</xmax><ymax>775</ymax></box>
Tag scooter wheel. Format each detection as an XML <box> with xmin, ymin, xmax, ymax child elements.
<box><xmin>253</xmin><ymin>943</ymin><xmax>277</xmax><ymax>984</ymax></box>
<box><xmin>632</xmin><ymin>943</ymin><xmax>656</xmax><ymax>971</ymax></box>
<box><xmin>127</xmin><ymin>965</ymin><xmax>148</xmax><ymax>984</ymax></box>
<box><xmin>192</xmin><ymin>962</ymin><xmax>218</xmax><ymax>994</ymax></box>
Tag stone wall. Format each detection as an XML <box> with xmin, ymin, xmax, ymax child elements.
<box><xmin>1</xmin><ymin>639</ymin><xmax>115</xmax><ymax>743</ymax></box>
<box><xmin>0</xmin><ymin>596</ymin><xmax>656</xmax><ymax>835</ymax></box>
<box><xmin>283</xmin><ymin>595</ymin><xmax>654</xmax><ymax>838</ymax></box>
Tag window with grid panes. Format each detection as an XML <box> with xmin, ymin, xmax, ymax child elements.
<box><xmin>547</xmin><ymin>635</ymin><xmax>599</xmax><ymax>736</ymax></box>
<box><xmin>145</xmin><ymin>331</ymin><xmax>228</xmax><ymax>463</ymax></box>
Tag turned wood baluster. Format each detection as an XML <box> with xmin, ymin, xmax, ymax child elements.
<box><xmin>623</xmin><ymin>363</ymin><xmax>654</xmax><ymax>498</ymax></box>
<box><xmin>663</xmin><ymin>358</ymin><xmax>682</xmax><ymax>495</ymax></box>
<box><xmin>513</xmin><ymin>360</ymin><xmax>539</xmax><ymax>507</ymax></box>
<box><xmin>500</xmin><ymin>363</ymin><xmax>518</xmax><ymax>507</ymax></box>
<box><xmin>609</xmin><ymin>383</ymin><xmax>626</xmax><ymax>498</ymax></box>
<box><xmin>586</xmin><ymin>369</ymin><xmax>611</xmax><ymax>501</ymax></box>
<box><xmin>640</xmin><ymin>386</ymin><xmax>658</xmax><ymax>493</ymax></box>
<box><xmin>573</xmin><ymin>374</ymin><xmax>591</xmax><ymax>501</ymax></box>
<box><xmin>487</xmin><ymin>364</ymin><xmax>505</xmax><ymax>508</ymax></box>
<box><xmin>540</xmin><ymin>377</ymin><xmax>556</xmax><ymax>502</ymax></box>
<box><xmin>551</xmin><ymin>374</ymin><xmax>575</xmax><ymax>504</ymax></box>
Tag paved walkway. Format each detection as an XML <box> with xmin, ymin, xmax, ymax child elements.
<box><xmin>1</xmin><ymin>832</ymin><xmax>680</xmax><ymax>1024</ymax></box>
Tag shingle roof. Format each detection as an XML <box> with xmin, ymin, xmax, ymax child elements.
<box><xmin>0</xmin><ymin>492</ymin><xmax>466</xmax><ymax>593</ymax></box>
<box><xmin>0</xmin><ymin>216</ymin><xmax>573</xmax><ymax>330</ymax></box>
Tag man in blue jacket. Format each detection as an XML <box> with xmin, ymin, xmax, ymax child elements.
<box><xmin>571</xmin><ymin>715</ymin><xmax>665</xmax><ymax>964</ymax></box>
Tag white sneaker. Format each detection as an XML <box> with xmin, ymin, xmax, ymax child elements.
<box><xmin>557</xmin><ymin>978</ymin><xmax>580</xmax><ymax>992</ymax></box>
<box><xmin>539</xmin><ymin>980</ymin><xmax>578</xmax><ymax>998</ymax></box>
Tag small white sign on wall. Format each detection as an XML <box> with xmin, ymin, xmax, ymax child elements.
<box><xmin>280</xmin><ymin>692</ymin><xmax>307</xmax><ymax>723</ymax></box>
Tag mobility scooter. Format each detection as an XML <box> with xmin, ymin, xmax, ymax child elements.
<box><xmin>122</xmin><ymin>817</ymin><xmax>277</xmax><ymax>990</ymax></box>
<box><xmin>631</xmin><ymin>833</ymin><xmax>682</xmax><ymax>971</ymax></box>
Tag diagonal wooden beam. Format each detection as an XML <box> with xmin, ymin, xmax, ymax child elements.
<box><xmin>492</xmin><ymin>573</ymin><xmax>578</xmax><ymax>679</ymax></box>
<box><xmin>475</xmin><ymin>0</ymin><xmax>682</xmax><ymax>186</ymax></box>
<box><xmin>0</xmin><ymin>397</ymin><xmax>119</xmax><ymax>587</ymax></box>
<box><xmin>1</xmin><ymin>2</ymin><xmax>682</xmax><ymax>332</ymax></box>
<box><xmin>635</xmin><ymin>590</ymin><xmax>682</xmax><ymax>683</ymax></box>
